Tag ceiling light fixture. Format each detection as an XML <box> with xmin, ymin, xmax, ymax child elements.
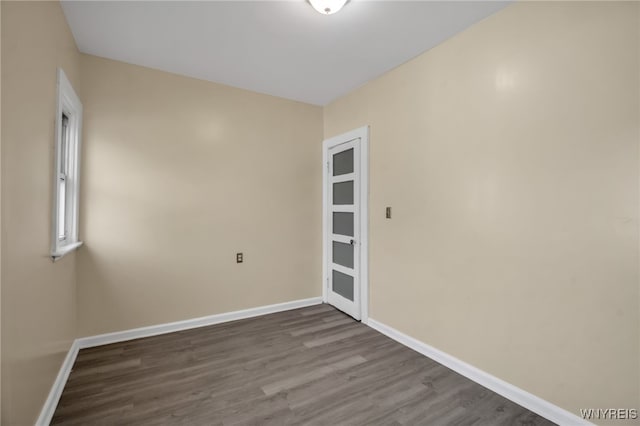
<box><xmin>308</xmin><ymin>0</ymin><xmax>348</xmax><ymax>15</ymax></box>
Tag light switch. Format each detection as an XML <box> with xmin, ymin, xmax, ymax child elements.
<box><xmin>386</xmin><ymin>207</ymin><xmax>392</xmax><ymax>219</ymax></box>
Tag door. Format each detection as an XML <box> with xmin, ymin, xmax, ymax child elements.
<box><xmin>323</xmin><ymin>126</ymin><xmax>368</xmax><ymax>321</ymax></box>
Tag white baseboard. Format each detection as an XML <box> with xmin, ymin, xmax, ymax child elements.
<box><xmin>35</xmin><ymin>340</ymin><xmax>80</xmax><ymax>426</ymax></box>
<box><xmin>76</xmin><ymin>297</ymin><xmax>322</xmax><ymax>349</ymax></box>
<box><xmin>367</xmin><ymin>318</ymin><xmax>591</xmax><ymax>426</ymax></box>
<box><xmin>37</xmin><ymin>297</ymin><xmax>322</xmax><ymax>425</ymax></box>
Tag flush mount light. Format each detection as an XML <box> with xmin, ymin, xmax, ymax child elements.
<box><xmin>308</xmin><ymin>0</ymin><xmax>349</xmax><ymax>15</ymax></box>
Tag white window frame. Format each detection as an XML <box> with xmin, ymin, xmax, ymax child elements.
<box><xmin>51</xmin><ymin>68</ymin><xmax>83</xmax><ymax>260</ymax></box>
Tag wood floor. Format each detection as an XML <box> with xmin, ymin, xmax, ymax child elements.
<box><xmin>53</xmin><ymin>304</ymin><xmax>555</xmax><ymax>425</ymax></box>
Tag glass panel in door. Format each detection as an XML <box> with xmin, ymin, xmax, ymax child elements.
<box><xmin>333</xmin><ymin>148</ymin><xmax>354</xmax><ymax>176</ymax></box>
<box><xmin>332</xmin><ymin>270</ymin><xmax>354</xmax><ymax>301</ymax></box>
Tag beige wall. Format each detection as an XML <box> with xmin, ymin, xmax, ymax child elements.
<box><xmin>324</xmin><ymin>0</ymin><xmax>639</xmax><ymax>420</ymax></box>
<box><xmin>77</xmin><ymin>55</ymin><xmax>323</xmax><ymax>336</ymax></box>
<box><xmin>1</xmin><ymin>2</ymin><xmax>81</xmax><ymax>425</ymax></box>
<box><xmin>0</xmin><ymin>0</ymin><xmax>3</xmax><ymax>419</ymax></box>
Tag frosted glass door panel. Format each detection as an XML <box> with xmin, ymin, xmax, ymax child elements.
<box><xmin>332</xmin><ymin>270</ymin><xmax>354</xmax><ymax>301</ymax></box>
<box><xmin>333</xmin><ymin>212</ymin><xmax>354</xmax><ymax>236</ymax></box>
<box><xmin>333</xmin><ymin>181</ymin><xmax>354</xmax><ymax>205</ymax></box>
<box><xmin>333</xmin><ymin>148</ymin><xmax>354</xmax><ymax>176</ymax></box>
<box><xmin>333</xmin><ymin>241</ymin><xmax>354</xmax><ymax>268</ymax></box>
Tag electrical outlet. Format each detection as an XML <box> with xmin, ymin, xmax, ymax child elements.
<box><xmin>236</xmin><ymin>253</ymin><xmax>243</xmax><ymax>263</ymax></box>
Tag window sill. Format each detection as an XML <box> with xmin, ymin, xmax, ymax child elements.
<box><xmin>51</xmin><ymin>241</ymin><xmax>83</xmax><ymax>261</ymax></box>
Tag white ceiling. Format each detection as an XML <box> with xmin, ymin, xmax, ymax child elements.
<box><xmin>61</xmin><ymin>1</ymin><xmax>510</xmax><ymax>106</ymax></box>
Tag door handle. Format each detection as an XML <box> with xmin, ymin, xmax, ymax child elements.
<box><xmin>350</xmin><ymin>239</ymin><xmax>355</xmax><ymax>245</ymax></box>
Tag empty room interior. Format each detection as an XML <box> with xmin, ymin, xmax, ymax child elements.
<box><xmin>1</xmin><ymin>0</ymin><xmax>639</xmax><ymax>425</ymax></box>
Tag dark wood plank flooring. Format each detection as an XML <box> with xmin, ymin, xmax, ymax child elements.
<box><xmin>52</xmin><ymin>304</ymin><xmax>555</xmax><ymax>425</ymax></box>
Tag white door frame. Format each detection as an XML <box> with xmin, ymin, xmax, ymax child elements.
<box><xmin>322</xmin><ymin>126</ymin><xmax>369</xmax><ymax>324</ymax></box>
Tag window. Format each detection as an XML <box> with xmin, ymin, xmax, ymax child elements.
<box><xmin>52</xmin><ymin>69</ymin><xmax>83</xmax><ymax>259</ymax></box>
